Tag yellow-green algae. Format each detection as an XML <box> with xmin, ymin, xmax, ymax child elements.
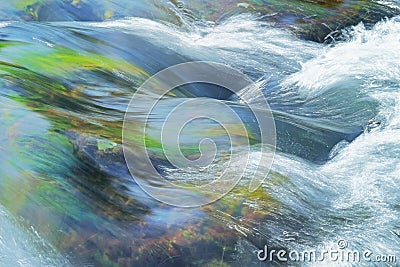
<box><xmin>0</xmin><ymin>41</ymin><xmax>149</xmax><ymax>140</ymax></box>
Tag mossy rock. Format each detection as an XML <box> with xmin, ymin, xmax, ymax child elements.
<box><xmin>0</xmin><ymin>92</ymin><xmax>286</xmax><ymax>266</ymax></box>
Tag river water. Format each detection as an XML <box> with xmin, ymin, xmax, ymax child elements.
<box><xmin>0</xmin><ymin>0</ymin><xmax>400</xmax><ymax>266</ymax></box>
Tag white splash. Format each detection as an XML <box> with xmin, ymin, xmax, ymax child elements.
<box><xmin>0</xmin><ymin>205</ymin><xmax>71</xmax><ymax>267</ymax></box>
<box><xmin>283</xmin><ymin>17</ymin><xmax>400</xmax><ymax>99</ymax></box>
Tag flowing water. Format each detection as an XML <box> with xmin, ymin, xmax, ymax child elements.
<box><xmin>0</xmin><ymin>0</ymin><xmax>400</xmax><ymax>266</ymax></box>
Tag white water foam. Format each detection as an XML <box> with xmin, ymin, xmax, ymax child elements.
<box><xmin>0</xmin><ymin>205</ymin><xmax>71</xmax><ymax>267</ymax></box>
<box><xmin>233</xmin><ymin>17</ymin><xmax>400</xmax><ymax>264</ymax></box>
<box><xmin>89</xmin><ymin>14</ymin><xmax>320</xmax><ymax>77</ymax></box>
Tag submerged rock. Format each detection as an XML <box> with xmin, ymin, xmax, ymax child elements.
<box><xmin>0</xmin><ymin>21</ymin><xmax>372</xmax><ymax>161</ymax></box>
<box><xmin>182</xmin><ymin>0</ymin><xmax>399</xmax><ymax>42</ymax></box>
<box><xmin>8</xmin><ymin>0</ymin><xmax>398</xmax><ymax>42</ymax></box>
<box><xmin>25</xmin><ymin>0</ymin><xmax>104</xmax><ymax>21</ymax></box>
<box><xmin>0</xmin><ymin>8</ymin><xmax>392</xmax><ymax>265</ymax></box>
<box><xmin>59</xmin><ymin>131</ymin><xmax>285</xmax><ymax>266</ymax></box>
<box><xmin>20</xmin><ymin>0</ymin><xmax>193</xmax><ymax>25</ymax></box>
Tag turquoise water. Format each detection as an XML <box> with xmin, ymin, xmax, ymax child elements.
<box><xmin>0</xmin><ymin>0</ymin><xmax>400</xmax><ymax>266</ymax></box>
